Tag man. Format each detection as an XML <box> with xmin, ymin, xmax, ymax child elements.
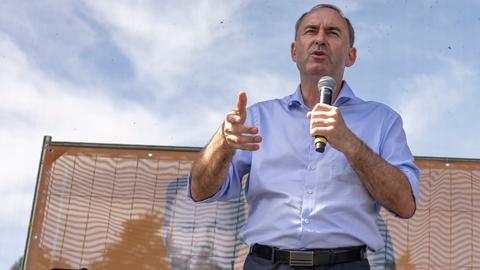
<box><xmin>189</xmin><ymin>4</ymin><xmax>419</xmax><ymax>270</ymax></box>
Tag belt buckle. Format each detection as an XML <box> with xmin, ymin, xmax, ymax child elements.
<box><xmin>289</xmin><ymin>250</ymin><xmax>314</xmax><ymax>267</ymax></box>
<box><xmin>360</xmin><ymin>248</ymin><xmax>367</xmax><ymax>260</ymax></box>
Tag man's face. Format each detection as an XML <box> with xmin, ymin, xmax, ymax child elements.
<box><xmin>291</xmin><ymin>8</ymin><xmax>356</xmax><ymax>80</ymax></box>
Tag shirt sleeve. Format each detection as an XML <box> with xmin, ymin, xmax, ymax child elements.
<box><xmin>187</xmin><ymin>109</ymin><xmax>253</xmax><ymax>203</ymax></box>
<box><xmin>379</xmin><ymin>112</ymin><xmax>420</xmax><ymax>206</ymax></box>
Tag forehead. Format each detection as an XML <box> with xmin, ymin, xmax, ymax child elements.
<box><xmin>299</xmin><ymin>8</ymin><xmax>347</xmax><ymax>29</ymax></box>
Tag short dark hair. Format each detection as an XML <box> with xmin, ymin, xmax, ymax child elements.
<box><xmin>294</xmin><ymin>4</ymin><xmax>355</xmax><ymax>47</ymax></box>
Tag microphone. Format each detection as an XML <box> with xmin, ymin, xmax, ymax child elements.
<box><xmin>314</xmin><ymin>76</ymin><xmax>336</xmax><ymax>153</ymax></box>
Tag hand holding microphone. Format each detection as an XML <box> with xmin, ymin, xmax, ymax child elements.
<box><xmin>312</xmin><ymin>76</ymin><xmax>336</xmax><ymax>153</ymax></box>
<box><xmin>307</xmin><ymin>76</ymin><xmax>356</xmax><ymax>154</ymax></box>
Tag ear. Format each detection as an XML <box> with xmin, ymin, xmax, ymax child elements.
<box><xmin>290</xmin><ymin>41</ymin><xmax>297</xmax><ymax>62</ymax></box>
<box><xmin>345</xmin><ymin>47</ymin><xmax>357</xmax><ymax>67</ymax></box>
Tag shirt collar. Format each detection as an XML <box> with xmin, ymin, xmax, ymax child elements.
<box><xmin>287</xmin><ymin>85</ymin><xmax>304</xmax><ymax>109</ymax></box>
<box><xmin>334</xmin><ymin>81</ymin><xmax>361</xmax><ymax>107</ymax></box>
<box><xmin>286</xmin><ymin>81</ymin><xmax>360</xmax><ymax>110</ymax></box>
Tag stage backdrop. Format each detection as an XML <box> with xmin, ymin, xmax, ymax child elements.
<box><xmin>22</xmin><ymin>136</ymin><xmax>480</xmax><ymax>269</ymax></box>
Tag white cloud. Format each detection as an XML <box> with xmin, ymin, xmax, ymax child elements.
<box><xmin>83</xmin><ymin>0</ymin><xmax>249</xmax><ymax>98</ymax></box>
<box><xmin>233</xmin><ymin>70</ymin><xmax>297</xmax><ymax>104</ymax></box>
<box><xmin>389</xmin><ymin>56</ymin><xmax>479</xmax><ymax>157</ymax></box>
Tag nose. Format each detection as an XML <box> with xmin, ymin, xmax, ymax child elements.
<box><xmin>314</xmin><ymin>31</ymin><xmax>326</xmax><ymax>46</ymax></box>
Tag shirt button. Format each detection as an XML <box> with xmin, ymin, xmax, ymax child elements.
<box><xmin>307</xmin><ymin>189</ymin><xmax>313</xmax><ymax>194</ymax></box>
<box><xmin>308</xmin><ymin>165</ymin><xmax>316</xmax><ymax>171</ymax></box>
<box><xmin>303</xmin><ymin>219</ymin><xmax>310</xmax><ymax>224</ymax></box>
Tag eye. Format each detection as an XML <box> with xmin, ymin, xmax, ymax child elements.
<box><xmin>327</xmin><ymin>28</ymin><xmax>341</xmax><ymax>37</ymax></box>
<box><xmin>304</xmin><ymin>28</ymin><xmax>317</xmax><ymax>34</ymax></box>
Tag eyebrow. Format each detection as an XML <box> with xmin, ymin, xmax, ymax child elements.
<box><xmin>326</xmin><ymin>26</ymin><xmax>342</xmax><ymax>33</ymax></box>
<box><xmin>303</xmin><ymin>25</ymin><xmax>343</xmax><ymax>33</ymax></box>
<box><xmin>303</xmin><ymin>24</ymin><xmax>318</xmax><ymax>30</ymax></box>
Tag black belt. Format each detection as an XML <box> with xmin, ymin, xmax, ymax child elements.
<box><xmin>250</xmin><ymin>243</ymin><xmax>367</xmax><ymax>267</ymax></box>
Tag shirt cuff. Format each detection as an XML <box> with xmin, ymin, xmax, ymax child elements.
<box><xmin>400</xmin><ymin>167</ymin><xmax>420</xmax><ymax>205</ymax></box>
<box><xmin>186</xmin><ymin>173</ymin><xmax>229</xmax><ymax>203</ymax></box>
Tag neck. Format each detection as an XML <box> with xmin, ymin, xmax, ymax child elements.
<box><xmin>300</xmin><ymin>80</ymin><xmax>320</xmax><ymax>109</ymax></box>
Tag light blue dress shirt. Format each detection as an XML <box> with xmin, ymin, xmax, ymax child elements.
<box><xmin>189</xmin><ymin>81</ymin><xmax>419</xmax><ymax>251</ymax></box>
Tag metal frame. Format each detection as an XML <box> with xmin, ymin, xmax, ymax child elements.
<box><xmin>47</xmin><ymin>139</ymin><xmax>202</xmax><ymax>152</ymax></box>
<box><xmin>414</xmin><ymin>156</ymin><xmax>480</xmax><ymax>162</ymax></box>
<box><xmin>22</xmin><ymin>136</ymin><xmax>51</xmax><ymax>270</ymax></box>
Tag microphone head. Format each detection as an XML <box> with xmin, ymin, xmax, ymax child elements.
<box><xmin>317</xmin><ymin>76</ymin><xmax>336</xmax><ymax>92</ymax></box>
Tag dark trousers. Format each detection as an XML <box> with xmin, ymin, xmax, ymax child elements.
<box><xmin>242</xmin><ymin>253</ymin><xmax>370</xmax><ymax>270</ymax></box>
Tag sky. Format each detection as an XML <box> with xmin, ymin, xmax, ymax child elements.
<box><xmin>1</xmin><ymin>0</ymin><xmax>479</xmax><ymax>268</ymax></box>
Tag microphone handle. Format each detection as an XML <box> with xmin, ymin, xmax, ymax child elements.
<box><xmin>314</xmin><ymin>136</ymin><xmax>328</xmax><ymax>152</ymax></box>
<box><xmin>314</xmin><ymin>88</ymin><xmax>333</xmax><ymax>153</ymax></box>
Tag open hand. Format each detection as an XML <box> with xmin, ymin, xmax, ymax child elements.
<box><xmin>223</xmin><ymin>92</ymin><xmax>262</xmax><ymax>151</ymax></box>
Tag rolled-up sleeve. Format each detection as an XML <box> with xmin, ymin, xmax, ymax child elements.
<box><xmin>187</xmin><ymin>150</ymin><xmax>251</xmax><ymax>203</ymax></box>
<box><xmin>187</xmin><ymin>109</ymin><xmax>254</xmax><ymax>203</ymax></box>
<box><xmin>379</xmin><ymin>113</ymin><xmax>420</xmax><ymax>204</ymax></box>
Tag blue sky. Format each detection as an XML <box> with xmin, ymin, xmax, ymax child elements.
<box><xmin>1</xmin><ymin>0</ymin><xmax>479</xmax><ymax>268</ymax></box>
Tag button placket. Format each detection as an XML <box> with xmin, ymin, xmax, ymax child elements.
<box><xmin>301</xmin><ymin>129</ymin><xmax>317</xmax><ymax>232</ymax></box>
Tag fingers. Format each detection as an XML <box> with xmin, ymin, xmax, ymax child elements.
<box><xmin>223</xmin><ymin>91</ymin><xmax>262</xmax><ymax>151</ymax></box>
<box><xmin>223</xmin><ymin>125</ymin><xmax>262</xmax><ymax>151</ymax></box>
<box><xmin>307</xmin><ymin>105</ymin><xmax>351</xmax><ymax>151</ymax></box>
<box><xmin>307</xmin><ymin>110</ymin><xmax>336</xmax><ymax>134</ymax></box>
<box><xmin>309</xmin><ymin>117</ymin><xmax>335</xmax><ymax>136</ymax></box>
<box><xmin>235</xmin><ymin>91</ymin><xmax>247</xmax><ymax>124</ymax></box>
<box><xmin>225</xmin><ymin>122</ymin><xmax>258</xmax><ymax>135</ymax></box>
<box><xmin>307</xmin><ymin>104</ymin><xmax>339</xmax><ymax>137</ymax></box>
<box><xmin>225</xmin><ymin>133</ymin><xmax>262</xmax><ymax>146</ymax></box>
<box><xmin>310</xmin><ymin>125</ymin><xmax>334</xmax><ymax>137</ymax></box>
<box><xmin>310</xmin><ymin>117</ymin><xmax>336</xmax><ymax>128</ymax></box>
<box><xmin>225</xmin><ymin>111</ymin><xmax>245</xmax><ymax>125</ymax></box>
<box><xmin>229</xmin><ymin>141</ymin><xmax>261</xmax><ymax>151</ymax></box>
<box><xmin>313</xmin><ymin>103</ymin><xmax>333</xmax><ymax>111</ymax></box>
<box><xmin>307</xmin><ymin>104</ymin><xmax>336</xmax><ymax>119</ymax></box>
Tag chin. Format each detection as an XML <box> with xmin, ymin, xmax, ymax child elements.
<box><xmin>307</xmin><ymin>68</ymin><xmax>329</xmax><ymax>77</ymax></box>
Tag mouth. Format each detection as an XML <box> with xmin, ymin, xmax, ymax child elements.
<box><xmin>308</xmin><ymin>44</ymin><xmax>330</xmax><ymax>59</ymax></box>
<box><xmin>310</xmin><ymin>50</ymin><xmax>328</xmax><ymax>60</ymax></box>
<box><xmin>312</xmin><ymin>50</ymin><xmax>326</xmax><ymax>56</ymax></box>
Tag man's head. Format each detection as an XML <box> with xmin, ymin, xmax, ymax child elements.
<box><xmin>291</xmin><ymin>4</ymin><xmax>357</xmax><ymax>84</ymax></box>
<box><xmin>295</xmin><ymin>4</ymin><xmax>355</xmax><ymax>48</ymax></box>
